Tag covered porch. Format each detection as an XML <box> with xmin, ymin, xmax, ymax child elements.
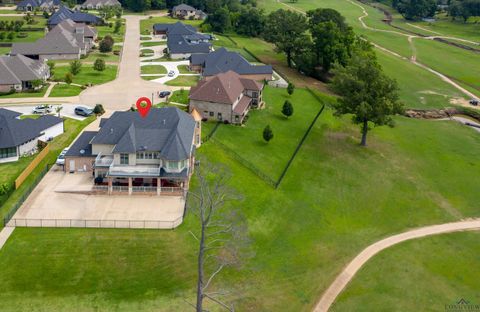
<box><xmin>93</xmin><ymin>176</ymin><xmax>188</xmax><ymax>196</ymax></box>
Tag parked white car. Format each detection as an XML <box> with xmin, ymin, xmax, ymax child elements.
<box><xmin>168</xmin><ymin>70</ymin><xmax>175</xmax><ymax>77</ymax></box>
<box><xmin>56</xmin><ymin>148</ymin><xmax>69</xmax><ymax>166</ymax></box>
<box><xmin>33</xmin><ymin>105</ymin><xmax>52</xmax><ymax>114</ymax></box>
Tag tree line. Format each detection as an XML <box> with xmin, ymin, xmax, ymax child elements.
<box><xmin>388</xmin><ymin>0</ymin><xmax>480</xmax><ymax>21</ymax></box>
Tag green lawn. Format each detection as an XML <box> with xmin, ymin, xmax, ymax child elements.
<box><xmin>140</xmin><ymin>64</ymin><xmax>167</xmax><ymax>75</ymax></box>
<box><xmin>164</xmin><ymin>75</ymin><xmax>199</xmax><ymax>87</ymax></box>
<box><xmin>213</xmin><ymin>86</ymin><xmax>324</xmax><ymax>180</ymax></box>
<box><xmin>168</xmin><ymin>89</ymin><xmax>189</xmax><ymax>104</ymax></box>
<box><xmin>0</xmin><ymin>116</ymin><xmax>95</xmax><ymax>225</ymax></box>
<box><xmin>177</xmin><ymin>64</ymin><xmax>194</xmax><ymax>74</ymax></box>
<box><xmin>141</xmin><ymin>41</ymin><xmax>165</xmax><ymax>47</ymax></box>
<box><xmin>0</xmin><ymin>85</ymin><xmax>48</xmax><ymax>98</ymax></box>
<box><xmin>0</xmin><ymin>155</ymin><xmax>36</xmax><ymax>210</ymax></box>
<box><xmin>97</xmin><ymin>18</ymin><xmax>126</xmax><ymax>43</ymax></box>
<box><xmin>332</xmin><ymin>232</ymin><xmax>480</xmax><ymax>311</ymax></box>
<box><xmin>53</xmin><ymin>65</ymin><xmax>117</xmax><ymax>86</ymax></box>
<box><xmin>48</xmin><ymin>84</ymin><xmax>83</xmax><ymax>97</ymax></box>
<box><xmin>1</xmin><ymin>96</ymin><xmax>480</xmax><ymax>310</ymax></box>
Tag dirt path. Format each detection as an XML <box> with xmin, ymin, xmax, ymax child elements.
<box><xmin>313</xmin><ymin>219</ymin><xmax>480</xmax><ymax>312</ymax></box>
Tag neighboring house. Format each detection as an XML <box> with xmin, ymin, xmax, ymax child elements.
<box><xmin>189</xmin><ymin>70</ymin><xmax>264</xmax><ymax>124</ymax></box>
<box><xmin>48</xmin><ymin>5</ymin><xmax>102</xmax><ymax>28</ymax></box>
<box><xmin>64</xmin><ymin>107</ymin><xmax>202</xmax><ymax>196</ymax></box>
<box><xmin>0</xmin><ymin>108</ymin><xmax>64</xmax><ymax>163</ymax></box>
<box><xmin>16</xmin><ymin>0</ymin><xmax>61</xmax><ymax>12</ymax></box>
<box><xmin>81</xmin><ymin>0</ymin><xmax>121</xmax><ymax>10</ymax></box>
<box><xmin>11</xmin><ymin>19</ymin><xmax>97</xmax><ymax>61</ymax></box>
<box><xmin>0</xmin><ymin>54</ymin><xmax>50</xmax><ymax>92</ymax></box>
<box><xmin>171</xmin><ymin>4</ymin><xmax>207</xmax><ymax>20</ymax></box>
<box><xmin>153</xmin><ymin>22</ymin><xmax>211</xmax><ymax>59</ymax></box>
<box><xmin>190</xmin><ymin>47</ymin><xmax>273</xmax><ymax>81</ymax></box>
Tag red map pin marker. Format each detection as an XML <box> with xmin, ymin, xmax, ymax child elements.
<box><xmin>136</xmin><ymin>97</ymin><xmax>152</xmax><ymax>118</ymax></box>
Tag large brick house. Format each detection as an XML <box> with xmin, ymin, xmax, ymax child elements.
<box><xmin>189</xmin><ymin>70</ymin><xmax>264</xmax><ymax>124</ymax></box>
<box><xmin>64</xmin><ymin>107</ymin><xmax>201</xmax><ymax>196</ymax></box>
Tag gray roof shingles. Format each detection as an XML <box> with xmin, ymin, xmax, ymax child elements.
<box><xmin>91</xmin><ymin>107</ymin><xmax>195</xmax><ymax>161</ymax></box>
<box><xmin>0</xmin><ymin>108</ymin><xmax>63</xmax><ymax>148</ymax></box>
<box><xmin>0</xmin><ymin>54</ymin><xmax>47</xmax><ymax>85</ymax></box>
<box><xmin>65</xmin><ymin>131</ymin><xmax>97</xmax><ymax>157</ymax></box>
<box><xmin>153</xmin><ymin>22</ymin><xmax>211</xmax><ymax>55</ymax></box>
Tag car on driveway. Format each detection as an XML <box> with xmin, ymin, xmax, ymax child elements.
<box><xmin>168</xmin><ymin>70</ymin><xmax>175</xmax><ymax>77</ymax></box>
<box><xmin>33</xmin><ymin>105</ymin><xmax>52</xmax><ymax>114</ymax></box>
<box><xmin>56</xmin><ymin>148</ymin><xmax>69</xmax><ymax>166</ymax></box>
<box><xmin>159</xmin><ymin>91</ymin><xmax>171</xmax><ymax>98</ymax></box>
<box><xmin>470</xmin><ymin>98</ymin><xmax>479</xmax><ymax>106</ymax></box>
<box><xmin>74</xmin><ymin>106</ymin><xmax>93</xmax><ymax>117</ymax></box>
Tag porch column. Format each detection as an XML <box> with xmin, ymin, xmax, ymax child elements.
<box><xmin>108</xmin><ymin>177</ymin><xmax>112</xmax><ymax>195</ymax></box>
<box><xmin>157</xmin><ymin>178</ymin><xmax>161</xmax><ymax>196</ymax></box>
<box><xmin>128</xmin><ymin>177</ymin><xmax>132</xmax><ymax>195</ymax></box>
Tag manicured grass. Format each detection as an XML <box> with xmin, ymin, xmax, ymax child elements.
<box><xmin>48</xmin><ymin>84</ymin><xmax>83</xmax><ymax>97</ymax></box>
<box><xmin>0</xmin><ymin>46</ymin><xmax>10</xmax><ymax>55</ymax></box>
<box><xmin>53</xmin><ymin>65</ymin><xmax>117</xmax><ymax>86</ymax></box>
<box><xmin>83</xmin><ymin>51</ymin><xmax>120</xmax><ymax>63</ymax></box>
<box><xmin>332</xmin><ymin>232</ymin><xmax>480</xmax><ymax>311</ymax></box>
<box><xmin>2</xmin><ymin>104</ymin><xmax>480</xmax><ymax>310</ymax></box>
<box><xmin>140</xmin><ymin>48</ymin><xmax>154</xmax><ymax>57</ymax></box>
<box><xmin>0</xmin><ymin>228</ymin><xmax>197</xmax><ymax>311</ymax></box>
<box><xmin>0</xmin><ymin>85</ymin><xmax>48</xmax><ymax>98</ymax></box>
<box><xmin>0</xmin><ymin>155</ymin><xmax>35</xmax><ymax>209</ymax></box>
<box><xmin>164</xmin><ymin>75</ymin><xmax>199</xmax><ymax>87</ymax></box>
<box><xmin>212</xmin><ymin>34</ymin><xmax>258</xmax><ymax>62</ymax></box>
<box><xmin>0</xmin><ymin>116</ymin><xmax>95</xmax><ymax>225</ymax></box>
<box><xmin>168</xmin><ymin>89</ymin><xmax>189</xmax><ymax>104</ymax></box>
<box><xmin>97</xmin><ymin>18</ymin><xmax>126</xmax><ymax>43</ymax></box>
<box><xmin>213</xmin><ymin>86</ymin><xmax>324</xmax><ymax>180</ymax></box>
<box><xmin>140</xmin><ymin>36</ymin><xmax>151</xmax><ymax>40</ymax></box>
<box><xmin>177</xmin><ymin>64</ymin><xmax>194</xmax><ymax>74</ymax></box>
<box><xmin>141</xmin><ymin>41</ymin><xmax>165</xmax><ymax>47</ymax></box>
<box><xmin>140</xmin><ymin>16</ymin><xmax>202</xmax><ymax>35</ymax></box>
<box><xmin>140</xmin><ymin>64</ymin><xmax>167</xmax><ymax>75</ymax></box>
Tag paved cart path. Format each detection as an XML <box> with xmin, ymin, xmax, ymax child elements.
<box><xmin>313</xmin><ymin>219</ymin><xmax>480</xmax><ymax>312</ymax></box>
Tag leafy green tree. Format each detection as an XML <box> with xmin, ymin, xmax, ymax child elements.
<box><xmin>31</xmin><ymin>79</ymin><xmax>43</xmax><ymax>89</ymax></box>
<box><xmin>282</xmin><ymin>100</ymin><xmax>293</xmax><ymax>118</ymax></box>
<box><xmin>99</xmin><ymin>35</ymin><xmax>114</xmax><ymax>52</ymax></box>
<box><xmin>206</xmin><ymin>6</ymin><xmax>231</xmax><ymax>32</ymax></box>
<box><xmin>263</xmin><ymin>125</ymin><xmax>273</xmax><ymax>142</ymax></box>
<box><xmin>65</xmin><ymin>72</ymin><xmax>73</xmax><ymax>84</ymax></box>
<box><xmin>307</xmin><ymin>8</ymin><xmax>348</xmax><ymax>30</ymax></box>
<box><xmin>47</xmin><ymin>60</ymin><xmax>55</xmax><ymax>75</ymax></box>
<box><xmin>93</xmin><ymin>58</ymin><xmax>106</xmax><ymax>71</ymax></box>
<box><xmin>43</xmin><ymin>10</ymin><xmax>50</xmax><ymax>19</ymax></box>
<box><xmin>93</xmin><ymin>104</ymin><xmax>105</xmax><ymax>115</ymax></box>
<box><xmin>7</xmin><ymin>32</ymin><xmax>14</xmax><ymax>40</ymax></box>
<box><xmin>114</xmin><ymin>19</ymin><xmax>121</xmax><ymax>34</ymax></box>
<box><xmin>125</xmin><ymin>0</ymin><xmax>151</xmax><ymax>12</ymax></box>
<box><xmin>331</xmin><ymin>45</ymin><xmax>403</xmax><ymax>146</ymax></box>
<box><xmin>263</xmin><ymin>9</ymin><xmax>308</xmax><ymax>67</ymax></box>
<box><xmin>69</xmin><ymin>60</ymin><xmax>82</xmax><ymax>75</ymax></box>
<box><xmin>287</xmin><ymin>82</ymin><xmax>295</xmax><ymax>95</ymax></box>
<box><xmin>392</xmin><ymin>0</ymin><xmax>437</xmax><ymax>20</ymax></box>
<box><xmin>236</xmin><ymin>7</ymin><xmax>265</xmax><ymax>37</ymax></box>
<box><xmin>0</xmin><ymin>32</ymin><xmax>5</xmax><ymax>40</ymax></box>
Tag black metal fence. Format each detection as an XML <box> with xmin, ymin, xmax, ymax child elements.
<box><xmin>5</xmin><ymin>217</ymin><xmax>183</xmax><ymax>230</ymax></box>
<box><xmin>2</xmin><ymin>165</ymin><xmax>49</xmax><ymax>228</ymax></box>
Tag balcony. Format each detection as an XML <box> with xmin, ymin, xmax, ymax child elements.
<box><xmin>108</xmin><ymin>164</ymin><xmax>161</xmax><ymax>177</ymax></box>
<box><xmin>95</xmin><ymin>153</ymin><xmax>114</xmax><ymax>167</ymax></box>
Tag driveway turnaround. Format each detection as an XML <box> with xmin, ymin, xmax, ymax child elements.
<box><xmin>8</xmin><ymin>168</ymin><xmax>185</xmax><ymax>229</ymax></box>
<box><xmin>313</xmin><ymin>219</ymin><xmax>480</xmax><ymax>312</ymax></box>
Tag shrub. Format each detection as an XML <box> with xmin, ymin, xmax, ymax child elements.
<box><xmin>43</xmin><ymin>11</ymin><xmax>49</xmax><ymax>19</ymax></box>
<box><xmin>0</xmin><ymin>32</ymin><xmax>5</xmax><ymax>40</ymax></box>
<box><xmin>93</xmin><ymin>58</ymin><xmax>106</xmax><ymax>71</ymax></box>
<box><xmin>99</xmin><ymin>35</ymin><xmax>114</xmax><ymax>53</ymax></box>
<box><xmin>93</xmin><ymin>103</ymin><xmax>105</xmax><ymax>115</ymax></box>
<box><xmin>282</xmin><ymin>100</ymin><xmax>294</xmax><ymax>118</ymax></box>
<box><xmin>7</xmin><ymin>32</ymin><xmax>14</xmax><ymax>40</ymax></box>
<box><xmin>65</xmin><ymin>72</ymin><xmax>73</xmax><ymax>84</ymax></box>
<box><xmin>263</xmin><ymin>125</ymin><xmax>273</xmax><ymax>142</ymax></box>
<box><xmin>287</xmin><ymin>82</ymin><xmax>295</xmax><ymax>95</ymax></box>
<box><xmin>113</xmin><ymin>50</ymin><xmax>120</xmax><ymax>55</ymax></box>
<box><xmin>114</xmin><ymin>19</ymin><xmax>121</xmax><ymax>34</ymax></box>
<box><xmin>69</xmin><ymin>60</ymin><xmax>82</xmax><ymax>75</ymax></box>
<box><xmin>16</xmin><ymin>32</ymin><xmax>28</xmax><ymax>38</ymax></box>
<box><xmin>0</xmin><ymin>183</ymin><xmax>11</xmax><ymax>195</ymax></box>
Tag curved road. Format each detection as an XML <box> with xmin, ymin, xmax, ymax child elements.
<box><xmin>313</xmin><ymin>219</ymin><xmax>480</xmax><ymax>312</ymax></box>
<box><xmin>0</xmin><ymin>13</ymin><xmax>179</xmax><ymax>109</ymax></box>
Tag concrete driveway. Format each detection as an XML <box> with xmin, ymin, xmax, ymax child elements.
<box><xmin>9</xmin><ymin>168</ymin><xmax>185</xmax><ymax>229</ymax></box>
<box><xmin>140</xmin><ymin>60</ymin><xmax>199</xmax><ymax>84</ymax></box>
<box><xmin>0</xmin><ymin>104</ymin><xmax>92</xmax><ymax>120</ymax></box>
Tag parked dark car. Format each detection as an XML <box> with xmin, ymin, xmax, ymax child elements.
<box><xmin>159</xmin><ymin>91</ymin><xmax>171</xmax><ymax>98</ymax></box>
<box><xmin>74</xmin><ymin>106</ymin><xmax>93</xmax><ymax>116</ymax></box>
<box><xmin>470</xmin><ymin>99</ymin><xmax>479</xmax><ymax>106</ymax></box>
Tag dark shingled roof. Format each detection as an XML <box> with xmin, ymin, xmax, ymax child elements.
<box><xmin>65</xmin><ymin>131</ymin><xmax>97</xmax><ymax>157</ymax></box>
<box><xmin>48</xmin><ymin>6</ymin><xmax>102</xmax><ymax>27</ymax></box>
<box><xmin>0</xmin><ymin>108</ymin><xmax>63</xmax><ymax>148</ymax></box>
<box><xmin>91</xmin><ymin>107</ymin><xmax>195</xmax><ymax>161</ymax></box>
<box><xmin>153</xmin><ymin>22</ymin><xmax>211</xmax><ymax>54</ymax></box>
<box><xmin>17</xmin><ymin>0</ymin><xmax>60</xmax><ymax>9</ymax></box>
<box><xmin>190</xmin><ymin>48</ymin><xmax>273</xmax><ymax>77</ymax></box>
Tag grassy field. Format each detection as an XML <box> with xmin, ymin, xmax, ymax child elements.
<box><xmin>0</xmin><ymin>16</ymin><xmax>47</xmax><ymax>43</ymax></box>
<box><xmin>48</xmin><ymin>84</ymin><xmax>83</xmax><ymax>97</ymax></box>
<box><xmin>164</xmin><ymin>75</ymin><xmax>199</xmax><ymax>87</ymax></box>
<box><xmin>53</xmin><ymin>65</ymin><xmax>117</xmax><ymax>86</ymax></box>
<box><xmin>332</xmin><ymin>231</ymin><xmax>480</xmax><ymax>311</ymax></box>
<box><xmin>140</xmin><ymin>64</ymin><xmax>167</xmax><ymax>75</ymax></box>
<box><xmin>1</xmin><ymin>107</ymin><xmax>480</xmax><ymax>310</ymax></box>
<box><xmin>168</xmin><ymin>89</ymin><xmax>189</xmax><ymax>104</ymax></box>
<box><xmin>0</xmin><ymin>116</ymin><xmax>95</xmax><ymax>224</ymax></box>
<box><xmin>0</xmin><ymin>85</ymin><xmax>48</xmax><ymax>99</ymax></box>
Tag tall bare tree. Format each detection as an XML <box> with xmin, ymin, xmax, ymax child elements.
<box><xmin>188</xmin><ymin>162</ymin><xmax>249</xmax><ymax>312</ymax></box>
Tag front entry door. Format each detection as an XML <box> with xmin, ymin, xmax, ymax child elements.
<box><xmin>69</xmin><ymin>160</ymin><xmax>75</xmax><ymax>173</ymax></box>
